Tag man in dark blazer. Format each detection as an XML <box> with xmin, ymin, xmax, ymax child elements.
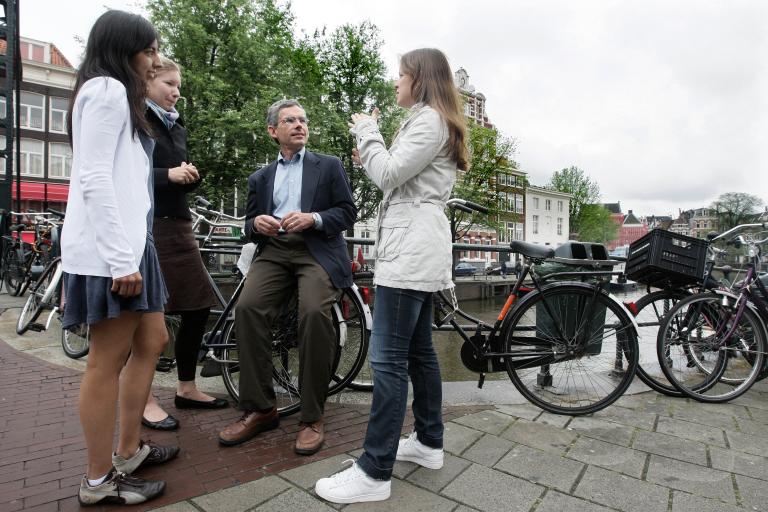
<box><xmin>218</xmin><ymin>99</ymin><xmax>356</xmax><ymax>455</ymax></box>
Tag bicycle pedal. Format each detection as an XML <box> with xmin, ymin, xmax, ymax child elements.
<box><xmin>27</xmin><ymin>322</ymin><xmax>46</xmax><ymax>332</ymax></box>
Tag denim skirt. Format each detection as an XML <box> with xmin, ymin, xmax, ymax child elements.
<box><xmin>61</xmin><ymin>238</ymin><xmax>168</xmax><ymax>330</ymax></box>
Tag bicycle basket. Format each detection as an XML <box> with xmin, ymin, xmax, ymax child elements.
<box><xmin>625</xmin><ymin>229</ymin><xmax>708</xmax><ymax>288</ymax></box>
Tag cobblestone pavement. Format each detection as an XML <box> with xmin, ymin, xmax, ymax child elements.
<box><xmin>3</xmin><ymin>292</ymin><xmax>768</xmax><ymax>511</ymax></box>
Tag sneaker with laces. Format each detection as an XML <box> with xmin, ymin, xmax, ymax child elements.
<box><xmin>396</xmin><ymin>431</ymin><xmax>444</xmax><ymax>469</ymax></box>
<box><xmin>315</xmin><ymin>460</ymin><xmax>391</xmax><ymax>504</ymax></box>
<box><xmin>78</xmin><ymin>467</ymin><xmax>165</xmax><ymax>506</ymax></box>
<box><xmin>112</xmin><ymin>440</ymin><xmax>180</xmax><ymax>475</ymax></box>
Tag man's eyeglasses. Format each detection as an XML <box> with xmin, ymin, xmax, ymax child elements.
<box><xmin>280</xmin><ymin>116</ymin><xmax>309</xmax><ymax>126</ymax></box>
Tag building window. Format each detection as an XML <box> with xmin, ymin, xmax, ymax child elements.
<box><xmin>515</xmin><ymin>195</ymin><xmax>524</xmax><ymax>213</ymax></box>
<box><xmin>20</xmin><ymin>92</ymin><xmax>45</xmax><ymax>130</ymax></box>
<box><xmin>21</xmin><ymin>139</ymin><xmax>44</xmax><ymax>176</ymax></box>
<box><xmin>558</xmin><ymin>200</ymin><xmax>563</xmax><ymax>212</ymax></box>
<box><xmin>532</xmin><ymin>215</ymin><xmax>539</xmax><ymax>235</ymax></box>
<box><xmin>21</xmin><ymin>41</ymin><xmax>46</xmax><ymax>61</ymax></box>
<box><xmin>533</xmin><ymin>197</ymin><xmax>539</xmax><ymax>209</ymax></box>
<box><xmin>49</xmin><ymin>97</ymin><xmax>69</xmax><ymax>134</ymax></box>
<box><xmin>49</xmin><ymin>142</ymin><xmax>72</xmax><ymax>178</ymax></box>
<box><xmin>557</xmin><ymin>217</ymin><xmax>563</xmax><ymax>236</ymax></box>
<box><xmin>0</xmin><ymin>96</ymin><xmax>5</xmax><ymax>119</ymax></box>
<box><xmin>516</xmin><ymin>224</ymin><xmax>524</xmax><ymax>240</ymax></box>
<box><xmin>545</xmin><ymin>199</ymin><xmax>551</xmax><ymax>211</ymax></box>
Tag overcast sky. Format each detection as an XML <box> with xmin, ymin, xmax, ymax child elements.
<box><xmin>24</xmin><ymin>0</ymin><xmax>768</xmax><ymax>217</ymax></box>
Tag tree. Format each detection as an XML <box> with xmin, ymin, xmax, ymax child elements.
<box><xmin>548</xmin><ymin>166</ymin><xmax>601</xmax><ymax>235</ymax></box>
<box><xmin>307</xmin><ymin>22</ymin><xmax>404</xmax><ymax>222</ymax></box>
<box><xmin>711</xmin><ymin>192</ymin><xmax>764</xmax><ymax>231</ymax></box>
<box><xmin>147</xmin><ymin>0</ymin><xmax>302</xmax><ymax>207</ymax></box>
<box><xmin>449</xmin><ymin>123</ymin><xmax>518</xmax><ymax>242</ymax></box>
<box><xmin>575</xmin><ymin>204</ymin><xmax>619</xmax><ymax>243</ymax></box>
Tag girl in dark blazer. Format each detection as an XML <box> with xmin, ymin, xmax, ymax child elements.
<box><xmin>141</xmin><ymin>56</ymin><xmax>228</xmax><ymax>431</ymax></box>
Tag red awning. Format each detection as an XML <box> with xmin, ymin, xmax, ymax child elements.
<box><xmin>11</xmin><ymin>181</ymin><xmax>70</xmax><ymax>202</ymax></box>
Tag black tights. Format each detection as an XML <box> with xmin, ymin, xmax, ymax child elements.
<box><xmin>171</xmin><ymin>308</ymin><xmax>211</xmax><ymax>382</ymax></box>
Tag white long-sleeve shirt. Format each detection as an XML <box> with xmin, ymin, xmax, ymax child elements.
<box><xmin>61</xmin><ymin>77</ymin><xmax>151</xmax><ymax>278</ymax></box>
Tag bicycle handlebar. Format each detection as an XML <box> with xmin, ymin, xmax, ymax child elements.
<box><xmin>446</xmin><ymin>198</ymin><xmax>489</xmax><ymax>215</ymax></box>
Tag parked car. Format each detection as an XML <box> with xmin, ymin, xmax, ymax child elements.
<box><xmin>454</xmin><ymin>262</ymin><xmax>477</xmax><ymax>276</ymax></box>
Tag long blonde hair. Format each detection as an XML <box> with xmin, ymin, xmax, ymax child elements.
<box><xmin>400</xmin><ymin>48</ymin><xmax>469</xmax><ymax>171</ymax></box>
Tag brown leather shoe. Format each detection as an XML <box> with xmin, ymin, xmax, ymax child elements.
<box><xmin>218</xmin><ymin>409</ymin><xmax>279</xmax><ymax>446</ymax></box>
<box><xmin>294</xmin><ymin>419</ymin><xmax>324</xmax><ymax>455</ymax></box>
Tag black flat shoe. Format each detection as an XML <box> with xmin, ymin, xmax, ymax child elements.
<box><xmin>141</xmin><ymin>414</ymin><xmax>179</xmax><ymax>431</ymax></box>
<box><xmin>174</xmin><ymin>395</ymin><xmax>229</xmax><ymax>410</ymax></box>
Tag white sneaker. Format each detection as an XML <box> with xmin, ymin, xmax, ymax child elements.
<box><xmin>396</xmin><ymin>432</ymin><xmax>444</xmax><ymax>469</ymax></box>
<box><xmin>315</xmin><ymin>460</ymin><xmax>391</xmax><ymax>504</ymax></box>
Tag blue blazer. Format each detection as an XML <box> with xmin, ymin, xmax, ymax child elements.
<box><xmin>243</xmin><ymin>150</ymin><xmax>357</xmax><ymax>289</ymax></box>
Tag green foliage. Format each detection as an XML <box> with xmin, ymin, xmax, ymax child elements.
<box><xmin>147</xmin><ymin>0</ymin><xmax>399</xmax><ymax>221</ymax></box>
<box><xmin>449</xmin><ymin>123</ymin><xmax>518</xmax><ymax>241</ymax></box>
<box><xmin>548</xmin><ymin>166</ymin><xmax>601</xmax><ymax>236</ymax></box>
<box><xmin>576</xmin><ymin>204</ymin><xmax>619</xmax><ymax>243</ymax></box>
<box><xmin>711</xmin><ymin>192</ymin><xmax>764</xmax><ymax>231</ymax></box>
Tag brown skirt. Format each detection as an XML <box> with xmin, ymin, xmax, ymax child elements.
<box><xmin>153</xmin><ymin>217</ymin><xmax>219</xmax><ymax>312</ymax></box>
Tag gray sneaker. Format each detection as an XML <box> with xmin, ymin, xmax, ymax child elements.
<box><xmin>78</xmin><ymin>467</ymin><xmax>165</xmax><ymax>506</ymax></box>
<box><xmin>112</xmin><ymin>440</ymin><xmax>180</xmax><ymax>474</ymax></box>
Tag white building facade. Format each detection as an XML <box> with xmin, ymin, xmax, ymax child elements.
<box><xmin>524</xmin><ymin>186</ymin><xmax>571</xmax><ymax>246</ymax></box>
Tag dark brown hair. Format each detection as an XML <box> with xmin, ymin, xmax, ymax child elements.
<box><xmin>400</xmin><ymin>48</ymin><xmax>469</xmax><ymax>170</ymax></box>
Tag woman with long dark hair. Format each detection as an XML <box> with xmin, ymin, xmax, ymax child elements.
<box><xmin>316</xmin><ymin>48</ymin><xmax>468</xmax><ymax>503</ymax></box>
<box><xmin>62</xmin><ymin>10</ymin><xmax>178</xmax><ymax>506</ymax></box>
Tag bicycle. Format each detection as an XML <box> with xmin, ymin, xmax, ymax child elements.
<box><xmin>655</xmin><ymin>223</ymin><xmax>768</xmax><ymax>403</ymax></box>
<box><xmin>4</xmin><ymin>212</ymin><xmax>60</xmax><ymax>297</ymax></box>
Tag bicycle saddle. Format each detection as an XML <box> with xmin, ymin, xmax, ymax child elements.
<box><xmin>10</xmin><ymin>224</ymin><xmax>25</xmax><ymax>232</ymax></box>
<box><xmin>509</xmin><ymin>240</ymin><xmax>555</xmax><ymax>260</ymax></box>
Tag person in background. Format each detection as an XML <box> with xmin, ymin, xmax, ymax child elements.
<box><xmin>315</xmin><ymin>48</ymin><xmax>468</xmax><ymax>503</ymax></box>
<box><xmin>217</xmin><ymin>99</ymin><xmax>356</xmax><ymax>455</ymax></box>
<box><xmin>61</xmin><ymin>10</ymin><xmax>178</xmax><ymax>506</ymax></box>
<box><xmin>140</xmin><ymin>55</ymin><xmax>227</xmax><ymax>432</ymax></box>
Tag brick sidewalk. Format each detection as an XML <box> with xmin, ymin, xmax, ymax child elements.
<box><xmin>0</xmin><ymin>339</ymin><xmax>488</xmax><ymax>511</ymax></box>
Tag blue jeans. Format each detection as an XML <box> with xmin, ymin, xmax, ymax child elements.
<box><xmin>357</xmin><ymin>286</ymin><xmax>444</xmax><ymax>480</ymax></box>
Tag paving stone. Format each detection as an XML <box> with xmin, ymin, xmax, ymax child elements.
<box><xmin>735</xmin><ymin>474</ymin><xmax>768</xmax><ymax>512</ymax></box>
<box><xmin>655</xmin><ymin>416</ymin><xmax>727</xmax><ymax>447</ymax></box>
<box><xmin>192</xmin><ymin>476</ymin><xmax>291</xmax><ymax>512</ymax></box>
<box><xmin>405</xmin><ymin>453</ymin><xmax>471</xmax><ymax>493</ymax></box>
<box><xmin>452</xmin><ymin>507</ymin><xmax>480</xmax><ymax>512</ymax></box>
<box><xmin>535</xmin><ymin>490</ymin><xmax>614</xmax><ymax>512</ymax></box>
<box><xmin>254</xmin><ymin>488</ymin><xmax>335</xmax><ymax>512</ymax></box>
<box><xmin>452</xmin><ymin>410</ymin><xmax>516</xmax><ymax>435</ymax></box>
<box><xmin>280</xmin><ymin>454</ymin><xmax>352</xmax><ymax>489</ymax></box>
<box><xmin>495</xmin><ymin>403</ymin><xmax>542</xmax><ymax>421</ymax></box>
<box><xmin>567</xmin><ymin>416</ymin><xmax>635</xmax><ymax>446</ymax></box>
<box><xmin>733</xmin><ymin>392</ymin><xmax>768</xmax><ymax>413</ymax></box>
<box><xmin>344</xmin><ymin>478</ymin><xmax>457</xmax><ymax>512</ymax></box>
<box><xmin>645</xmin><ymin>455</ymin><xmax>735</xmax><ymax>503</ymax></box>
<box><xmin>734</xmin><ymin>416</ymin><xmax>768</xmax><ymax>437</ymax></box>
<box><xmin>632</xmin><ymin>430</ymin><xmax>708</xmax><ymax>465</ymax></box>
<box><xmin>670</xmin><ymin>406</ymin><xmax>740</xmax><ymax>430</ymax></box>
<box><xmin>745</xmin><ymin>405</ymin><xmax>768</xmax><ymax>424</ymax></box>
<box><xmin>566</xmin><ymin>436</ymin><xmax>646</xmax><ymax>478</ymax></box>
<box><xmin>494</xmin><ymin>444</ymin><xmax>583</xmax><ymax>492</ymax></box>
<box><xmin>592</xmin><ymin>405</ymin><xmax>657</xmax><ymax>431</ymax></box>
<box><xmin>612</xmin><ymin>393</ymin><xmax>656</xmax><ymax>410</ymax></box>
<box><xmin>499</xmin><ymin>418</ymin><xmax>577</xmax><ymax>455</ymax></box>
<box><xmin>441</xmin><ymin>463</ymin><xmax>542</xmax><ymax>512</ymax></box>
<box><xmin>675</xmin><ymin>402</ymin><xmax>749</xmax><ymax>420</ymax></box>
<box><xmin>574</xmin><ymin>465</ymin><xmax>670</xmax><ymax>512</ymax></box>
<box><xmin>534</xmin><ymin>412</ymin><xmax>571</xmax><ymax>428</ymax></box>
<box><xmin>671</xmin><ymin>491</ymin><xmax>743</xmax><ymax>512</ymax></box>
<box><xmin>461</xmin><ymin>433</ymin><xmax>514</xmax><ymax>467</ymax></box>
<box><xmin>443</xmin><ymin>422</ymin><xmax>484</xmax><ymax>456</ymax></box>
<box><xmin>709</xmin><ymin>445</ymin><xmax>768</xmax><ymax>481</ymax></box>
<box><xmin>726</xmin><ymin>430</ymin><xmax>768</xmax><ymax>457</ymax></box>
<box><xmin>150</xmin><ymin>503</ymin><xmax>200</xmax><ymax>512</ymax></box>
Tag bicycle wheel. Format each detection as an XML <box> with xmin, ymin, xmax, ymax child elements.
<box><xmin>61</xmin><ymin>323</ymin><xmax>90</xmax><ymax>359</ymax></box>
<box><xmin>631</xmin><ymin>289</ymin><xmax>689</xmax><ymax>397</ymax></box>
<box><xmin>503</xmin><ymin>283</ymin><xmax>639</xmax><ymax>415</ymax></box>
<box><xmin>332</xmin><ymin>287</ymin><xmax>370</xmax><ymax>392</ymax></box>
<box><xmin>4</xmin><ymin>245</ymin><xmax>27</xmax><ymax>297</ymax></box>
<box><xmin>657</xmin><ymin>292</ymin><xmax>766</xmax><ymax>403</ymax></box>
<box><xmin>17</xmin><ymin>260</ymin><xmax>60</xmax><ymax>334</ymax></box>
